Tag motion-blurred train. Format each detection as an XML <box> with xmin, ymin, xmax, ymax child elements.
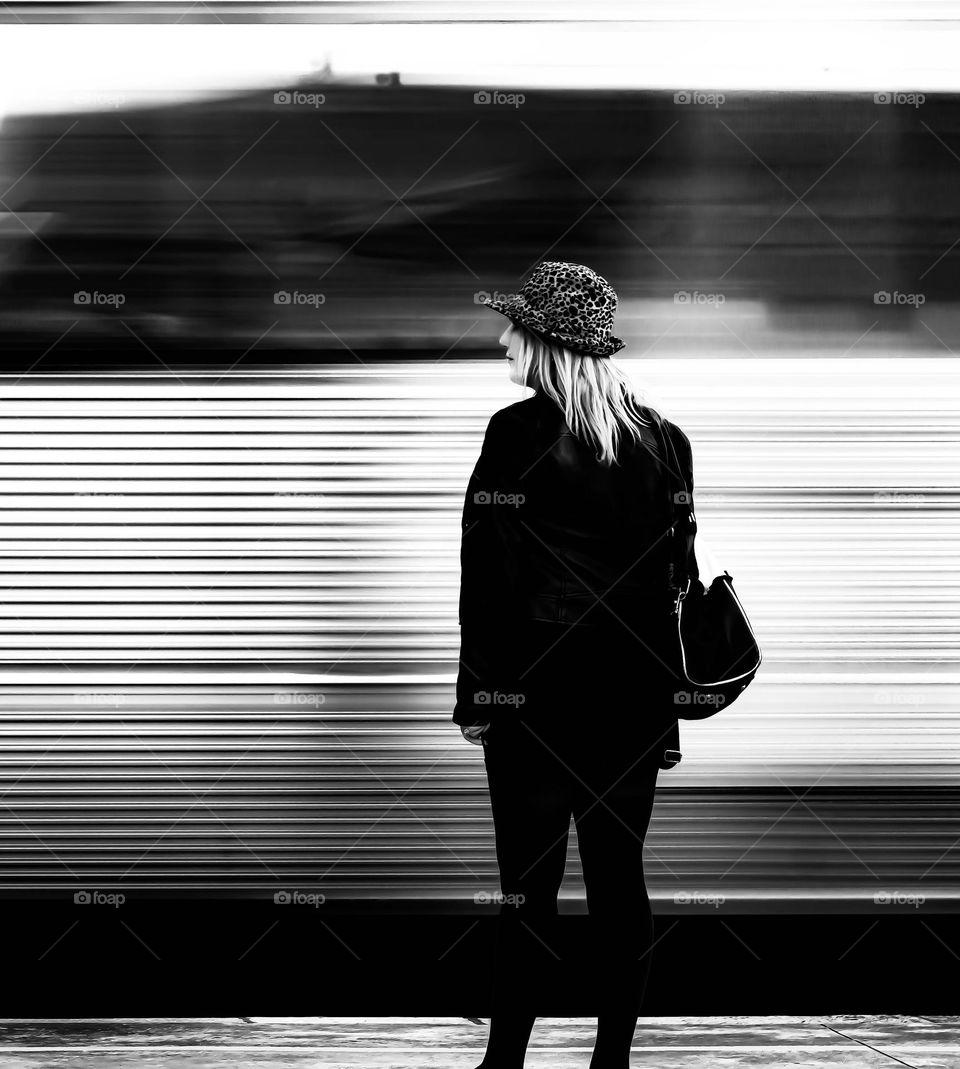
<box><xmin>0</xmin><ymin>78</ymin><xmax>956</xmax><ymax>907</ymax></box>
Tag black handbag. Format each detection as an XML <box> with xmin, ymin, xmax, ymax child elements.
<box><xmin>650</xmin><ymin>411</ymin><xmax>762</xmax><ymax>720</ymax></box>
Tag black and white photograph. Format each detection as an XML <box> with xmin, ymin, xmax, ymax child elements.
<box><xmin>0</xmin><ymin>0</ymin><xmax>958</xmax><ymax>1063</ymax></box>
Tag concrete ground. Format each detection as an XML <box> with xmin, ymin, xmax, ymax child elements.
<box><xmin>0</xmin><ymin>1018</ymin><xmax>957</xmax><ymax>1068</ymax></box>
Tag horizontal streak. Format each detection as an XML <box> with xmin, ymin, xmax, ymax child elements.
<box><xmin>0</xmin><ymin>1046</ymin><xmax>951</xmax><ymax>1053</ymax></box>
<box><xmin>0</xmin><ymin>360</ymin><xmax>954</xmax><ymax>890</ymax></box>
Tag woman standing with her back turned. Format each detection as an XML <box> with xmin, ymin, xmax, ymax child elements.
<box><xmin>453</xmin><ymin>262</ymin><xmax>702</xmax><ymax>1069</ymax></box>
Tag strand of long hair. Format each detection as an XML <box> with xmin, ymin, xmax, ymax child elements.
<box><xmin>513</xmin><ymin>324</ymin><xmax>652</xmax><ymax>466</ymax></box>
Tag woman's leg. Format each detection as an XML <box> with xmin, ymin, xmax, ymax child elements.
<box><xmin>474</xmin><ymin>1013</ymin><xmax>537</xmax><ymax>1069</ymax></box>
<box><xmin>570</xmin><ymin>727</ymin><xmax>664</xmax><ymax>1023</ymax></box>
<box><xmin>478</xmin><ymin>717</ymin><xmax>573</xmax><ymax>1067</ymax></box>
<box><xmin>483</xmin><ymin>718</ymin><xmax>572</xmax><ymax>913</ymax></box>
<box><xmin>590</xmin><ymin>1014</ymin><xmax>639</xmax><ymax>1069</ymax></box>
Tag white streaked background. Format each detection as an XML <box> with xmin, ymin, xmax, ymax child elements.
<box><xmin>0</xmin><ymin>355</ymin><xmax>957</xmax><ymax>897</ymax></box>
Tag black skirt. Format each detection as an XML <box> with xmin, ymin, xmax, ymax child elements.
<box><xmin>502</xmin><ymin>618</ymin><xmax>679</xmax><ymax>729</ymax></box>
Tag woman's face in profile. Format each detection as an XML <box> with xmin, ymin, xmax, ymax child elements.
<box><xmin>500</xmin><ymin>322</ymin><xmax>524</xmax><ymax>385</ymax></box>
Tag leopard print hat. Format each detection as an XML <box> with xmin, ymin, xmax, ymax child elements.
<box><xmin>478</xmin><ymin>261</ymin><xmax>625</xmax><ymax>357</ymax></box>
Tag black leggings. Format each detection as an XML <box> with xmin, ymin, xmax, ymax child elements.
<box><xmin>481</xmin><ymin>711</ymin><xmax>666</xmax><ymax>1014</ymax></box>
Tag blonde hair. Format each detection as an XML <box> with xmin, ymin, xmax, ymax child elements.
<box><xmin>512</xmin><ymin>323</ymin><xmax>652</xmax><ymax>466</ymax></box>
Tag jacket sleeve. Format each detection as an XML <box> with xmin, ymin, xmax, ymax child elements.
<box><xmin>453</xmin><ymin>410</ymin><xmax>522</xmax><ymax>727</ymax></box>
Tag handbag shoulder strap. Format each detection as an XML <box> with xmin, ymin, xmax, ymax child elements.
<box><xmin>647</xmin><ymin>408</ymin><xmax>696</xmax><ymax>604</ymax></box>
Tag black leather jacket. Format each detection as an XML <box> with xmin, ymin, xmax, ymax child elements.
<box><xmin>453</xmin><ymin>390</ymin><xmax>700</xmax><ymax>767</ymax></box>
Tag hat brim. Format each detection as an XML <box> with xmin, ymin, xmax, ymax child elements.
<box><xmin>478</xmin><ymin>295</ymin><xmax>625</xmax><ymax>357</ymax></box>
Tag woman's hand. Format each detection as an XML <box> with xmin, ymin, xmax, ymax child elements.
<box><xmin>460</xmin><ymin>723</ymin><xmax>491</xmax><ymax>746</ymax></box>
